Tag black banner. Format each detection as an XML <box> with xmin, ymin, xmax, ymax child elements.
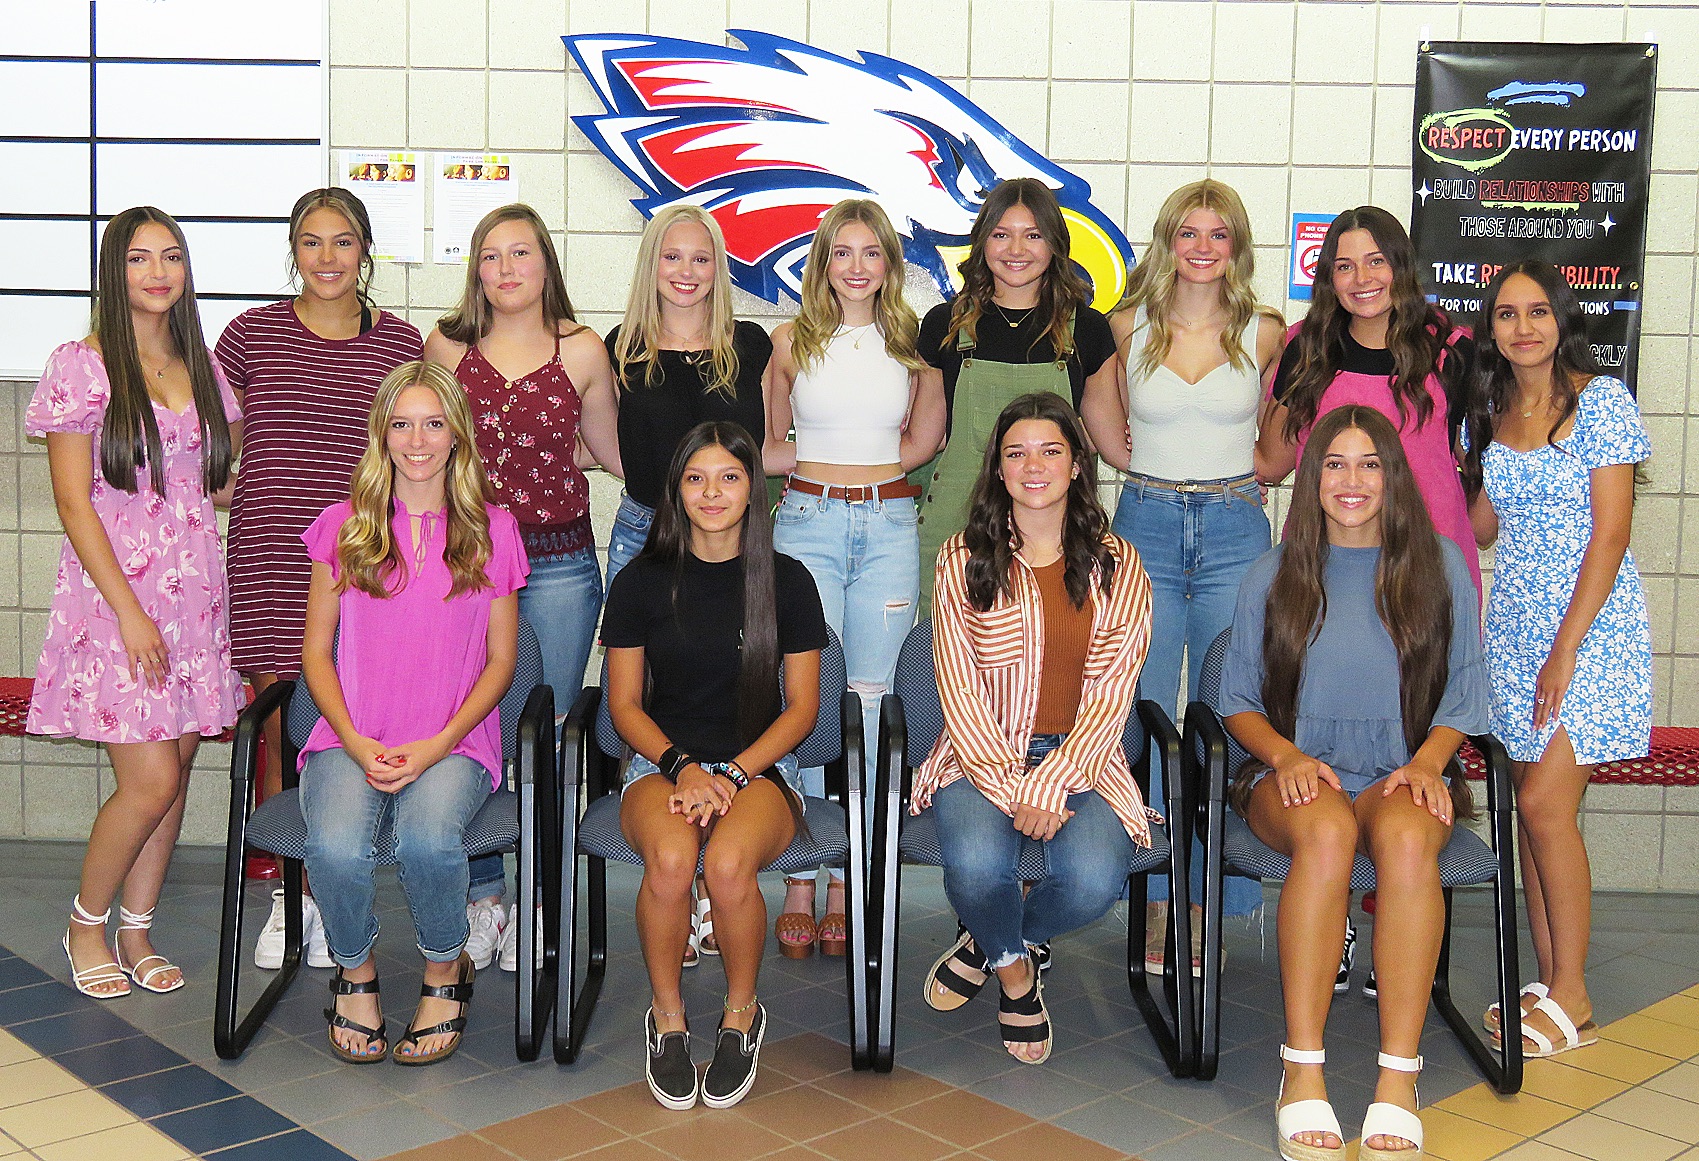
<box><xmin>1411</xmin><ymin>41</ymin><xmax>1656</xmax><ymax>392</ymax></box>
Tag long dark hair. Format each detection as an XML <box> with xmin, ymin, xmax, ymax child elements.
<box><xmin>962</xmin><ymin>393</ymin><xmax>1115</xmax><ymax>612</ymax></box>
<box><xmin>1282</xmin><ymin>207</ymin><xmax>1448</xmax><ymax>444</ymax></box>
<box><xmin>1244</xmin><ymin>406</ymin><xmax>1472</xmax><ymax>818</ymax></box>
<box><xmin>287</xmin><ymin>187</ymin><xmax>377</xmax><ymax>308</ymax></box>
<box><xmin>635</xmin><ymin>420</ymin><xmax>785</xmax><ymax>756</ymax></box>
<box><xmin>944</xmin><ymin>179</ymin><xmax>1090</xmax><ymax>360</ymax></box>
<box><xmin>1468</xmin><ymin>260</ymin><xmax>1600</xmax><ymax>469</ymax></box>
<box><xmin>93</xmin><ymin>206</ymin><xmax>233</xmax><ymax>495</ymax></box>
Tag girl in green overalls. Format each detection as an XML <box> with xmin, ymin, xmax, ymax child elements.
<box><xmin>916</xmin><ymin>179</ymin><xmax>1123</xmax><ymax>615</ymax></box>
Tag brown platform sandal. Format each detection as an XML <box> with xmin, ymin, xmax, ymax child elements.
<box><xmin>818</xmin><ymin>877</ymin><xmax>847</xmax><ymax>957</ymax></box>
<box><xmin>776</xmin><ymin>877</ymin><xmax>818</xmax><ymax>959</ymax></box>
<box><xmin>394</xmin><ymin>953</ymin><xmax>474</xmax><ymax>1066</ymax></box>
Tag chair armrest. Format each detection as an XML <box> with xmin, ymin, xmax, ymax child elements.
<box><xmin>1136</xmin><ymin>700</ymin><xmax>1184</xmax><ymax>827</ymax></box>
<box><xmin>230</xmin><ymin>679</ymin><xmax>296</xmax><ymax>792</ymax></box>
<box><xmin>1469</xmin><ymin>732</ymin><xmax>1513</xmax><ymax>816</ymax></box>
<box><xmin>562</xmin><ymin>686</ymin><xmax>603</xmax><ymax>801</ymax></box>
<box><xmin>1184</xmin><ymin>702</ymin><xmax>1231</xmax><ymax>809</ymax></box>
<box><xmin>872</xmin><ymin>695</ymin><xmax>907</xmax><ymax>878</ymax></box>
<box><xmin>512</xmin><ymin>685</ymin><xmax>555</xmax><ymax>788</ymax></box>
<box><xmin>823</xmin><ymin>689</ymin><xmax>861</xmax><ymax>806</ymax></box>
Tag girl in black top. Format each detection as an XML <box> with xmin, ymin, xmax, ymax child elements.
<box><xmin>600</xmin><ymin>421</ymin><xmax>827</xmax><ymax>1111</ymax></box>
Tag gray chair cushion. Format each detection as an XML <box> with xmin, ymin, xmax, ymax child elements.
<box><xmin>247</xmin><ymin>787</ymin><xmax>518</xmax><ymax>863</ymax></box>
<box><xmin>576</xmin><ymin>791</ymin><xmax>850</xmax><ymax>873</ymax></box>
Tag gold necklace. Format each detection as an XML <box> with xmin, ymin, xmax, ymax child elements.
<box><xmin>990</xmin><ymin>301</ymin><xmax>1032</xmax><ymax>328</ymax></box>
<box><xmin>140</xmin><ymin>353</ymin><xmax>172</xmax><ymax>379</ymax></box>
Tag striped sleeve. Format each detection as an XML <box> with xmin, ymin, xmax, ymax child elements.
<box><xmin>1018</xmin><ymin>545</ymin><xmax>1153</xmax><ymax>815</ymax></box>
<box><xmin>931</xmin><ymin>544</ymin><xmax>1024</xmax><ymax>795</ymax></box>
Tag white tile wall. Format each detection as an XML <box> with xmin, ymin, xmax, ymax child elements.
<box><xmin>0</xmin><ymin>1</ymin><xmax>1693</xmax><ymax>890</ymax></box>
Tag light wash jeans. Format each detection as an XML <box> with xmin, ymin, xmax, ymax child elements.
<box><xmin>1112</xmin><ymin>473</ymin><xmax>1268</xmax><ymax>913</ymax></box>
<box><xmin>301</xmin><ymin>747</ymin><xmax>493</xmax><ymax>969</ymax></box>
<box><xmin>773</xmin><ymin>487</ymin><xmax>919</xmax><ymax>874</ymax></box>
<box><xmin>604</xmin><ymin>491</ymin><xmax>655</xmax><ymax>594</ymax></box>
<box><xmin>931</xmin><ymin>734</ymin><xmax>1134</xmax><ymax>968</ymax></box>
<box><xmin>468</xmin><ymin>544</ymin><xmax>602</xmax><ymax>903</ymax></box>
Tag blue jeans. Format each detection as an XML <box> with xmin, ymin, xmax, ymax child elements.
<box><xmin>773</xmin><ymin>488</ymin><xmax>919</xmax><ymax>874</ymax></box>
<box><xmin>301</xmin><ymin>747</ymin><xmax>493</xmax><ymax>969</ymax></box>
<box><xmin>604</xmin><ymin>491</ymin><xmax>655</xmax><ymax>594</ymax></box>
<box><xmin>468</xmin><ymin>544</ymin><xmax>603</xmax><ymax>902</ymax></box>
<box><xmin>931</xmin><ymin>735</ymin><xmax>1134</xmax><ymax>969</ymax></box>
<box><xmin>1113</xmin><ymin>474</ymin><xmax>1268</xmax><ymax>913</ymax></box>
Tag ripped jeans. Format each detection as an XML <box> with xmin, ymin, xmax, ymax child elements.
<box><xmin>774</xmin><ymin>487</ymin><xmax>919</xmax><ymax>867</ymax></box>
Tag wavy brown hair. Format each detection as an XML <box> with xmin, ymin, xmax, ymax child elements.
<box><xmin>92</xmin><ymin>206</ymin><xmax>233</xmax><ymax>496</ymax></box>
<box><xmin>436</xmin><ymin>204</ymin><xmax>579</xmax><ymax>345</ymax></box>
<box><xmin>1281</xmin><ymin>207</ymin><xmax>1449</xmax><ymax>444</ymax></box>
<box><xmin>944</xmin><ymin>179</ymin><xmax>1089</xmax><ymax>361</ymax></box>
<box><xmin>961</xmin><ymin>393</ymin><xmax>1115</xmax><ymax>612</ymax></box>
<box><xmin>1237</xmin><ymin>405</ymin><xmax>1472</xmax><ymax>818</ymax></box>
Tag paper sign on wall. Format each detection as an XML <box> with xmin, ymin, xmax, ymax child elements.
<box><xmin>1288</xmin><ymin>213</ymin><xmax>1335</xmax><ymax>301</ymax></box>
<box><xmin>433</xmin><ymin>154</ymin><xmax>517</xmax><ymax>263</ymax></box>
<box><xmin>340</xmin><ymin>151</ymin><xmax>424</xmax><ymax>264</ymax></box>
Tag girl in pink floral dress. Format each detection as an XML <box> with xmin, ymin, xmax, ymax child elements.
<box><xmin>28</xmin><ymin>207</ymin><xmax>243</xmax><ymax>999</ymax></box>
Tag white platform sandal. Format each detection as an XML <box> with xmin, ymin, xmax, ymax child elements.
<box><xmin>1497</xmin><ymin>992</ymin><xmax>1598</xmax><ymax>1058</ymax></box>
<box><xmin>62</xmin><ymin>896</ymin><xmax>129</xmax><ymax>1000</ymax></box>
<box><xmin>1483</xmin><ymin>981</ymin><xmax>1547</xmax><ymax>1032</ymax></box>
<box><xmin>113</xmin><ymin>905</ymin><xmax>184</xmax><ymax>994</ymax></box>
<box><xmin>1359</xmin><ymin>1052</ymin><xmax>1424</xmax><ymax>1161</ymax></box>
<box><xmin>1275</xmin><ymin>1045</ymin><xmax>1345</xmax><ymax>1161</ymax></box>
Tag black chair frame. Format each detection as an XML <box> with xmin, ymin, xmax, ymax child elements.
<box><xmin>214</xmin><ymin>668</ymin><xmax>558</xmax><ymax>1062</ymax></box>
<box><xmin>1187</xmin><ymin>702</ymin><xmax>1523</xmax><ymax>1093</ymax></box>
<box><xmin>870</xmin><ymin>692</ymin><xmax>1196</xmax><ymax>1077</ymax></box>
<box><xmin>554</xmin><ymin>683</ymin><xmax>871</xmax><ymax>1068</ymax></box>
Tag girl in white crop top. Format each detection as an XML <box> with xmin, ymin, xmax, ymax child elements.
<box><xmin>1082</xmin><ymin>180</ymin><xmax>1285</xmax><ymax>964</ymax></box>
<box><xmin>763</xmin><ymin>199</ymin><xmax>945</xmax><ymax>957</ymax></box>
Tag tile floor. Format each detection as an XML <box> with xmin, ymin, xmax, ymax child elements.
<box><xmin>0</xmin><ymin>840</ymin><xmax>1694</xmax><ymax>1160</ymax></box>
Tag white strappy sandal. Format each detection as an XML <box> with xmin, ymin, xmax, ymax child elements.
<box><xmin>1275</xmin><ymin>1045</ymin><xmax>1345</xmax><ymax>1161</ymax></box>
<box><xmin>1483</xmin><ymin>981</ymin><xmax>1547</xmax><ymax>1032</ymax></box>
<box><xmin>1495</xmin><ymin>991</ymin><xmax>1598</xmax><ymax>1058</ymax></box>
<box><xmin>113</xmin><ymin>905</ymin><xmax>184</xmax><ymax>994</ymax></box>
<box><xmin>62</xmin><ymin>896</ymin><xmax>129</xmax><ymax>1000</ymax></box>
<box><xmin>1359</xmin><ymin>1052</ymin><xmax>1424</xmax><ymax>1161</ymax></box>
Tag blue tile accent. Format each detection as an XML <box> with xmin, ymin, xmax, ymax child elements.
<box><xmin>0</xmin><ymin>955</ymin><xmax>52</xmax><ymax>993</ymax></box>
<box><xmin>103</xmin><ymin>1064</ymin><xmax>243</xmax><ymax>1118</ymax></box>
<box><xmin>0</xmin><ymin>980</ymin><xmax>83</xmax><ymax>1025</ymax></box>
<box><xmin>7</xmin><ymin>1002</ymin><xmax>139</xmax><ymax>1055</ymax></box>
<box><xmin>55</xmin><ymin>1035</ymin><xmax>189</xmax><ymax>1086</ymax></box>
<box><xmin>206</xmin><ymin>1129</ymin><xmax>355</xmax><ymax>1160</ymax></box>
<box><xmin>154</xmin><ymin>1096</ymin><xmax>300</xmax><ymax>1155</ymax></box>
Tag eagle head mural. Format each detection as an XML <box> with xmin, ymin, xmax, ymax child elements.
<box><xmin>565</xmin><ymin>30</ymin><xmax>1133</xmax><ymax>311</ymax></box>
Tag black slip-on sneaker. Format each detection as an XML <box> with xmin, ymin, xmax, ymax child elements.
<box><xmin>701</xmin><ymin>1003</ymin><xmax>766</xmax><ymax>1108</ymax></box>
<box><xmin>645</xmin><ymin>1009</ymin><xmax>697</xmax><ymax>1110</ymax></box>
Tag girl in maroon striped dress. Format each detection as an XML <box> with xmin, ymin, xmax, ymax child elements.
<box><xmin>216</xmin><ymin>189</ymin><xmax>422</xmax><ymax>966</ymax></box>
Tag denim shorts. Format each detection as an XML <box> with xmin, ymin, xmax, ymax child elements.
<box><xmin>622</xmin><ymin>750</ymin><xmax>804</xmax><ymax>797</ymax></box>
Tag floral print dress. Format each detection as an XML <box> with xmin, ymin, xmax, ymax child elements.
<box><xmin>25</xmin><ymin>341</ymin><xmax>245</xmax><ymax>743</ymax></box>
<box><xmin>1481</xmin><ymin>376</ymin><xmax>1652</xmax><ymax>764</ymax></box>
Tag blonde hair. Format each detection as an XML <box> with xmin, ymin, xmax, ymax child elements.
<box><xmin>611</xmin><ymin>205</ymin><xmax>740</xmax><ymax>397</ymax></box>
<box><xmin>436</xmin><ymin>204</ymin><xmax>578</xmax><ymax>345</ymax></box>
<box><xmin>338</xmin><ymin>361</ymin><xmax>496</xmax><ymax>599</ymax></box>
<box><xmin>791</xmin><ymin>199</ymin><xmax>925</xmax><ymax>373</ymax></box>
<box><xmin>1113</xmin><ymin>180</ymin><xmax>1280</xmax><ymax>378</ymax></box>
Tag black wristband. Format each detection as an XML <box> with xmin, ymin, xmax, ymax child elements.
<box><xmin>659</xmin><ymin>746</ymin><xmax>690</xmax><ymax>783</ymax></box>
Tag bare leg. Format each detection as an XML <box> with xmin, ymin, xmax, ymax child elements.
<box><xmin>701</xmin><ymin>780</ymin><xmax>794</xmax><ymax>1033</ymax></box>
<box><xmin>1355</xmin><ymin>779</ymin><xmax>1451</xmax><ymax>1151</ymax></box>
<box><xmin>1513</xmin><ymin>728</ymin><xmax>1594</xmax><ymax>1045</ymax></box>
<box><xmin>994</xmin><ymin>953</ymin><xmax>1045</xmax><ymax>1062</ymax></box>
<box><xmin>69</xmin><ymin>736</ymin><xmax>196</xmax><ymax>992</ymax></box>
<box><xmin>622</xmin><ymin>776</ymin><xmax>706</xmax><ymax>1033</ymax></box>
<box><xmin>1246</xmin><ymin>774</ymin><xmax>1358</xmax><ymax>1152</ymax></box>
<box><xmin>246</xmin><ymin>672</ymin><xmax>286</xmax><ymax>803</ymax></box>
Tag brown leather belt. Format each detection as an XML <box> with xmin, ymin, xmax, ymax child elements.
<box><xmin>1126</xmin><ymin>472</ymin><xmax>1257</xmax><ymax>495</ymax></box>
<box><xmin>785</xmin><ymin>476</ymin><xmax>923</xmax><ymax>502</ymax></box>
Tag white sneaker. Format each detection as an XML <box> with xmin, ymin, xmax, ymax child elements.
<box><xmin>466</xmin><ymin>897</ymin><xmax>507</xmax><ymax>970</ymax></box>
<box><xmin>496</xmin><ymin>911</ymin><xmax>536</xmax><ymax>972</ymax></box>
<box><xmin>253</xmin><ymin>889</ymin><xmax>333</xmax><ymax>970</ymax></box>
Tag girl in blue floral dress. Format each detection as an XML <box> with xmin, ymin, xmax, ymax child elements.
<box><xmin>1468</xmin><ymin>261</ymin><xmax>1651</xmax><ymax>1060</ymax></box>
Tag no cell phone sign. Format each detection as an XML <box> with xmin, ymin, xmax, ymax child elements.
<box><xmin>1289</xmin><ymin>213</ymin><xmax>1336</xmax><ymax>301</ymax></box>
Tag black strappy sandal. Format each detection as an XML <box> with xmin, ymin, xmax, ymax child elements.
<box><xmin>923</xmin><ymin>925</ymin><xmax>990</xmax><ymax>1011</ymax></box>
<box><xmin>997</xmin><ymin>958</ymin><xmax>1052</xmax><ymax>1065</ymax></box>
<box><xmin>394</xmin><ymin>954</ymin><xmax>474</xmax><ymax>1066</ymax></box>
<box><xmin>325</xmin><ymin>969</ymin><xmax>387</xmax><ymax>1064</ymax></box>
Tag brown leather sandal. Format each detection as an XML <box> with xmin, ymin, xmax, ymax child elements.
<box><xmin>775</xmin><ymin>878</ymin><xmax>817</xmax><ymax>959</ymax></box>
<box><xmin>819</xmin><ymin>878</ymin><xmax>847</xmax><ymax>957</ymax></box>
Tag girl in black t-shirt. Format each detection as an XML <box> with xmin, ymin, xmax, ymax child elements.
<box><xmin>600</xmin><ymin>421</ymin><xmax>828</xmax><ymax>1111</ymax></box>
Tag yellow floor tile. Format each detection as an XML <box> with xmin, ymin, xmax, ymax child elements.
<box><xmin>1404</xmin><ymin>1107</ymin><xmax>1523</xmax><ymax>1161</ymax></box>
<box><xmin>1646</xmin><ymin>1064</ymin><xmax>1699</xmax><ymax>1104</ymax></box>
<box><xmin>1493</xmin><ymin>1143</ymin><xmax>1592</xmax><ymax>1160</ymax></box>
<box><xmin>0</xmin><ymin>1034</ymin><xmax>38</xmax><ymax>1070</ymax></box>
<box><xmin>1434</xmin><ymin>1083</ymin><xmax>1578</xmax><ymax>1138</ymax></box>
<box><xmin>1592</xmin><ymin>1088</ymin><xmax>1699</xmax><ymax>1145</ymax></box>
<box><xmin>1600</xmin><ymin>1016</ymin><xmax>1699</xmax><ymax>1060</ymax></box>
<box><xmin>1520</xmin><ymin>1059</ymin><xmax>1636</xmax><ymax>1110</ymax></box>
<box><xmin>1556</xmin><ymin>1041</ymin><xmax>1681</xmax><ymax>1085</ymax></box>
<box><xmin>1640</xmin><ymin>998</ymin><xmax>1699</xmax><ymax>1033</ymax></box>
<box><xmin>0</xmin><ymin>1089</ymin><xmax>135</xmax><ymax>1149</ymax></box>
<box><xmin>34</xmin><ymin>1120</ymin><xmax>190</xmax><ymax>1161</ymax></box>
<box><xmin>1539</xmin><ymin>1113</ymin><xmax>1686</xmax><ymax>1161</ymax></box>
<box><xmin>0</xmin><ymin>1058</ymin><xmax>85</xmax><ymax>1110</ymax></box>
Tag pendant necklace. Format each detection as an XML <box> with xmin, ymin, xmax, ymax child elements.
<box><xmin>991</xmin><ymin>301</ymin><xmax>1031</xmax><ymax>328</ymax></box>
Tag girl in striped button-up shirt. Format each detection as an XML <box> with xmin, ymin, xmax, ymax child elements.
<box><xmin>913</xmin><ymin>393</ymin><xmax>1154</xmax><ymax>1065</ymax></box>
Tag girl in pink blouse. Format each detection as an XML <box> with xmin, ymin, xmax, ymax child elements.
<box><xmin>299</xmin><ymin>362</ymin><xmax>527</xmax><ymax>1066</ymax></box>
